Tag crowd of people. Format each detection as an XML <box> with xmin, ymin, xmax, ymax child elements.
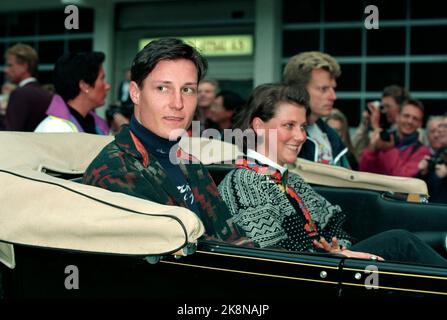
<box><xmin>1</xmin><ymin>38</ymin><xmax>447</xmax><ymax>266</ymax></box>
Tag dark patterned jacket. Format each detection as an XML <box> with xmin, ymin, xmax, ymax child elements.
<box><xmin>218</xmin><ymin>167</ymin><xmax>354</xmax><ymax>252</ymax></box>
<box><xmin>83</xmin><ymin>125</ymin><xmax>247</xmax><ymax>243</ymax></box>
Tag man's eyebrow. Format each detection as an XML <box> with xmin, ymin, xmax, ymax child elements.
<box><xmin>152</xmin><ymin>80</ymin><xmax>172</xmax><ymax>84</ymax></box>
<box><xmin>151</xmin><ymin>80</ymin><xmax>197</xmax><ymax>86</ymax></box>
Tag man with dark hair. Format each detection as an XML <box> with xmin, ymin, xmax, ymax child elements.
<box><xmin>83</xmin><ymin>38</ymin><xmax>247</xmax><ymax>243</ymax></box>
<box><xmin>352</xmin><ymin>84</ymin><xmax>411</xmax><ymax>159</ymax></box>
<box><xmin>3</xmin><ymin>43</ymin><xmax>52</xmax><ymax>131</ymax></box>
<box><xmin>283</xmin><ymin>51</ymin><xmax>351</xmax><ymax>168</ymax></box>
<box><xmin>360</xmin><ymin>99</ymin><xmax>430</xmax><ymax>177</ymax></box>
<box><xmin>209</xmin><ymin>90</ymin><xmax>244</xmax><ymax>132</ymax></box>
<box><xmin>34</xmin><ymin>52</ymin><xmax>110</xmax><ymax>134</ymax></box>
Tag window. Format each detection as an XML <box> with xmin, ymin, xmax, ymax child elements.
<box><xmin>38</xmin><ymin>41</ymin><xmax>65</xmax><ymax>64</ymax></box>
<box><xmin>277</xmin><ymin>0</ymin><xmax>447</xmax><ymax>122</ymax></box>
<box><xmin>366</xmin><ymin>63</ymin><xmax>406</xmax><ymax>91</ymax></box>
<box><xmin>411</xmin><ymin>26</ymin><xmax>447</xmax><ymax>54</ymax></box>
<box><xmin>366</xmin><ymin>27</ymin><xmax>406</xmax><ymax>56</ymax></box>
<box><xmin>325</xmin><ymin>29</ymin><xmax>362</xmax><ymax>56</ymax></box>
<box><xmin>334</xmin><ymin>99</ymin><xmax>362</xmax><ymax>127</ymax></box>
<box><xmin>283</xmin><ymin>0</ymin><xmax>320</xmax><ymax>23</ymax></box>
<box><xmin>69</xmin><ymin>39</ymin><xmax>93</xmax><ymax>53</ymax></box>
<box><xmin>0</xmin><ymin>8</ymin><xmax>94</xmax><ymax>88</ymax></box>
<box><xmin>283</xmin><ymin>30</ymin><xmax>320</xmax><ymax>57</ymax></box>
<box><xmin>338</xmin><ymin>64</ymin><xmax>362</xmax><ymax>91</ymax></box>
<box><xmin>38</xmin><ymin>10</ymin><xmax>66</xmax><ymax>35</ymax></box>
<box><xmin>410</xmin><ymin>63</ymin><xmax>447</xmax><ymax>91</ymax></box>
<box><xmin>366</xmin><ymin>0</ymin><xmax>408</xmax><ymax>20</ymax></box>
<box><xmin>324</xmin><ymin>0</ymin><xmax>364</xmax><ymax>22</ymax></box>
<box><xmin>38</xmin><ymin>71</ymin><xmax>55</xmax><ymax>86</ymax></box>
<box><xmin>411</xmin><ymin>0</ymin><xmax>447</xmax><ymax>19</ymax></box>
<box><xmin>7</xmin><ymin>12</ymin><xmax>36</xmax><ymax>37</ymax></box>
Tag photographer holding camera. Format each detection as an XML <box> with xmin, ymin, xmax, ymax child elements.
<box><xmin>352</xmin><ymin>85</ymin><xmax>410</xmax><ymax>159</ymax></box>
<box><xmin>418</xmin><ymin>116</ymin><xmax>447</xmax><ymax>204</ymax></box>
<box><xmin>359</xmin><ymin>99</ymin><xmax>431</xmax><ymax>178</ymax></box>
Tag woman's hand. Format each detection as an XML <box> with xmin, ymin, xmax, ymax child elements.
<box><xmin>313</xmin><ymin>236</ymin><xmax>384</xmax><ymax>261</ymax></box>
<box><xmin>313</xmin><ymin>236</ymin><xmax>345</xmax><ymax>253</ymax></box>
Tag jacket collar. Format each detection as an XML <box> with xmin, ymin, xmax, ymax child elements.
<box><xmin>394</xmin><ymin>131</ymin><xmax>421</xmax><ymax>151</ymax></box>
<box><xmin>114</xmin><ymin>125</ymin><xmax>201</xmax><ymax>207</ymax></box>
<box><xmin>246</xmin><ymin>149</ymin><xmax>287</xmax><ymax>174</ymax></box>
<box><xmin>237</xmin><ymin>149</ymin><xmax>288</xmax><ymax>188</ymax></box>
<box><xmin>18</xmin><ymin>77</ymin><xmax>37</xmax><ymax>87</ymax></box>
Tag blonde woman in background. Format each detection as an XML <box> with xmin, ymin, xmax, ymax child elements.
<box><xmin>326</xmin><ymin>109</ymin><xmax>358</xmax><ymax>170</ymax></box>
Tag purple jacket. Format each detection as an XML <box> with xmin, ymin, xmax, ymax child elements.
<box><xmin>46</xmin><ymin>95</ymin><xmax>109</xmax><ymax>135</ymax></box>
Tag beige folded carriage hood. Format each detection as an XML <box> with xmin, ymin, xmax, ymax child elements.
<box><xmin>0</xmin><ymin>132</ymin><xmax>205</xmax><ymax>269</ymax></box>
<box><xmin>288</xmin><ymin>158</ymin><xmax>428</xmax><ymax>197</ymax></box>
<box><xmin>178</xmin><ymin>136</ymin><xmax>428</xmax><ymax>196</ymax></box>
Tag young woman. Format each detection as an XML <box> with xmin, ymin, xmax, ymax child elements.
<box><xmin>326</xmin><ymin>109</ymin><xmax>359</xmax><ymax>170</ymax></box>
<box><xmin>218</xmin><ymin>83</ymin><xmax>447</xmax><ymax>267</ymax></box>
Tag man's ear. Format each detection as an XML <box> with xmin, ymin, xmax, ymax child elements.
<box><xmin>129</xmin><ymin>81</ymin><xmax>140</xmax><ymax>105</ymax></box>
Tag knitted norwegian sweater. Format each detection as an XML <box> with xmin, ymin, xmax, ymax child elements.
<box><xmin>218</xmin><ymin>167</ymin><xmax>353</xmax><ymax>252</ymax></box>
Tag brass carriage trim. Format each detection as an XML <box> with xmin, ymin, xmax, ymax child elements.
<box><xmin>160</xmin><ymin>260</ymin><xmax>339</xmax><ymax>285</ymax></box>
<box><xmin>344</xmin><ymin>267</ymin><xmax>447</xmax><ymax>280</ymax></box>
<box><xmin>196</xmin><ymin>250</ymin><xmax>339</xmax><ymax>270</ymax></box>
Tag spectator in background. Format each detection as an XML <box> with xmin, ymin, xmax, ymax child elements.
<box><xmin>0</xmin><ymin>82</ymin><xmax>16</xmax><ymax>130</ymax></box>
<box><xmin>425</xmin><ymin>115</ymin><xmax>444</xmax><ymax>153</ymax></box>
<box><xmin>360</xmin><ymin>99</ymin><xmax>430</xmax><ymax>177</ymax></box>
<box><xmin>117</xmin><ymin>68</ymin><xmax>132</xmax><ymax>107</ymax></box>
<box><xmin>283</xmin><ymin>51</ymin><xmax>351</xmax><ymax>168</ymax></box>
<box><xmin>34</xmin><ymin>52</ymin><xmax>110</xmax><ymax>134</ymax></box>
<box><xmin>3</xmin><ymin>43</ymin><xmax>52</xmax><ymax>131</ymax></box>
<box><xmin>418</xmin><ymin>116</ymin><xmax>447</xmax><ymax>204</ymax></box>
<box><xmin>352</xmin><ymin>85</ymin><xmax>410</xmax><ymax>160</ymax></box>
<box><xmin>326</xmin><ymin>109</ymin><xmax>359</xmax><ymax>170</ymax></box>
<box><xmin>195</xmin><ymin>78</ymin><xmax>219</xmax><ymax>132</ymax></box>
<box><xmin>106</xmin><ymin>103</ymin><xmax>133</xmax><ymax>134</ymax></box>
<box><xmin>209</xmin><ymin>90</ymin><xmax>245</xmax><ymax>133</ymax></box>
<box><xmin>106</xmin><ymin>69</ymin><xmax>133</xmax><ymax>133</ymax></box>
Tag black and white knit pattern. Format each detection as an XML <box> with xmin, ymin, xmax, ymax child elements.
<box><xmin>218</xmin><ymin>168</ymin><xmax>353</xmax><ymax>252</ymax></box>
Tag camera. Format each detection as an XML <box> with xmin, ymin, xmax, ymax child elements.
<box><xmin>367</xmin><ymin>101</ymin><xmax>390</xmax><ymax>130</ymax></box>
<box><xmin>428</xmin><ymin>147</ymin><xmax>447</xmax><ymax>171</ymax></box>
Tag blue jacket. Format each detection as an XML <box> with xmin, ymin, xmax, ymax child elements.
<box><xmin>299</xmin><ymin>118</ymin><xmax>350</xmax><ymax>168</ymax></box>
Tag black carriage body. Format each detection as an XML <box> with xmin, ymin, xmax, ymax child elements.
<box><xmin>1</xmin><ymin>165</ymin><xmax>447</xmax><ymax>301</ymax></box>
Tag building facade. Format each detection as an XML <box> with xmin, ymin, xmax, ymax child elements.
<box><xmin>0</xmin><ymin>0</ymin><xmax>446</xmax><ymax>125</ymax></box>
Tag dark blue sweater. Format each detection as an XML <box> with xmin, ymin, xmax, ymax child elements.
<box><xmin>130</xmin><ymin>116</ymin><xmax>200</xmax><ymax>214</ymax></box>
